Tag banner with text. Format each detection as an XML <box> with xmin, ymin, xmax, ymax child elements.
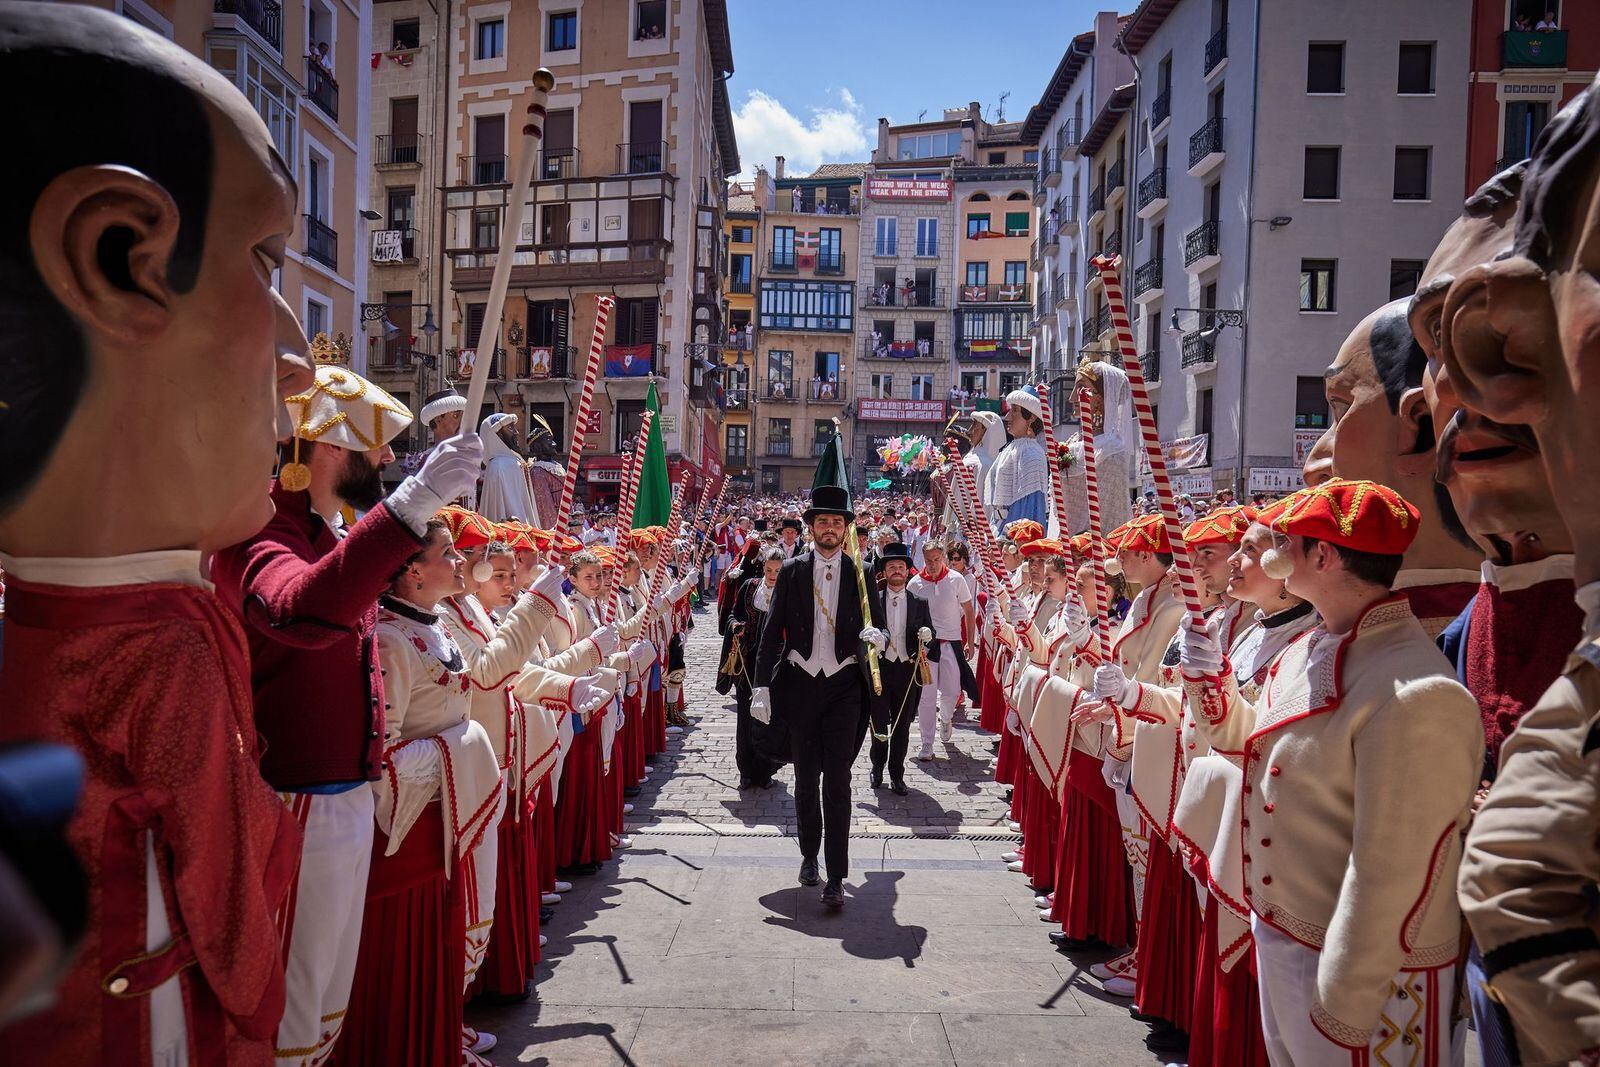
<box><xmin>856</xmin><ymin>397</ymin><xmax>948</xmax><ymax>422</ymax></box>
<box><xmin>865</xmin><ymin>177</ymin><xmax>953</xmax><ymax>202</ymax></box>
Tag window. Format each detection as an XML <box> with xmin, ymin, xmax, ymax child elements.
<box><xmin>870</xmin><ymin>373</ymin><xmax>895</xmax><ymax>398</ymax></box>
<box><xmin>914</xmin><ymin>217</ymin><xmax>938</xmax><ymax>257</ymax></box>
<box><xmin>959</xmin><ymin>371</ymin><xmax>985</xmax><ymax>394</ymax></box>
<box><xmin>897</xmin><ymin>130</ymin><xmax>963</xmax><ymax>159</ymax></box>
<box><xmin>1389</xmin><ymin>259</ymin><xmax>1426</xmax><ymax>300</ymax></box>
<box><xmin>392</xmin><ymin>18</ymin><xmax>420</xmax><ymax>50</ymax></box>
<box><xmin>767</xmin><ymin>419</ymin><xmax>791</xmax><ymax>447</ymax></box>
<box><xmin>1303</xmin><ymin>146</ymin><xmax>1340</xmax><ymax>199</ymax></box>
<box><xmin>526</xmin><ymin>298</ymin><xmax>569</xmax><ymax>351</ymax></box>
<box><xmin>1502</xmin><ymin>101</ymin><xmax>1550</xmax><ymax>165</ymax></box>
<box><xmin>771</xmin><ymin>226</ymin><xmax>795</xmax><ymax>268</ymax></box>
<box><xmin>999</xmin><ymin>371</ymin><xmax>1025</xmax><ymax>395</ymax></box>
<box><xmin>1299</xmin><ymin>259</ymin><xmax>1336</xmax><ymax>311</ymax></box>
<box><xmin>614</xmin><ymin>400</ymin><xmax>645</xmax><ymax>451</ymax></box>
<box><xmin>1196</xmin><ymin>387</ymin><xmax>1214</xmax><ymax>438</ymax></box>
<box><xmin>1295</xmin><ymin>375</ymin><xmax>1330</xmax><ymax>429</ymax></box>
<box><xmin>988</xmin><ymin>151</ymin><xmax>1006</xmax><ymax>164</ymax></box>
<box><xmin>965</xmin><ymin>262</ymin><xmax>988</xmax><ymax>286</ymax></box>
<box><xmin>966</xmin><ymin>213</ymin><xmax>991</xmax><ymax>238</ymax></box>
<box><xmin>634</xmin><ymin>0</ymin><xmax>666</xmax><ymax>40</ymax></box>
<box><xmin>766</xmin><ymin>350</ymin><xmax>794</xmax><ymax>388</ymax></box>
<box><xmin>875</xmin><ymin>216</ymin><xmax>898</xmax><ymax>257</ymax></box>
<box><xmin>1004</xmin><ymin>211</ymin><xmax>1030</xmax><ymax>236</ymax></box>
<box><xmin>1397</xmin><ymin>42</ymin><xmax>1435</xmax><ymax>94</ymax></box>
<box><xmin>817</xmin><ymin>228</ymin><xmax>842</xmax><ymax>271</ymax></box>
<box><xmin>1306</xmin><ymin>42</ymin><xmax>1344</xmax><ymax>93</ymax></box>
<box><xmin>1023</xmin><ymin>149</ymin><xmax>1038</xmax><ymax>164</ymax></box>
<box><xmin>547</xmin><ymin>11</ymin><xmax>577</xmax><ymax>51</ymax></box>
<box><xmin>224</xmin><ymin>50</ymin><xmax>297</xmax><ymax>169</ymax></box>
<box><xmin>304</xmin><ymin>294</ymin><xmax>329</xmax><ymax>339</ymax></box>
<box><xmin>539</xmin><ymin>202</ymin><xmax>570</xmax><ymax>245</ymax></box>
<box><xmin>731</xmin><ymin>224</ymin><xmax>753</xmax><ymax>243</ymax></box>
<box><xmin>725</xmin><ymin>424</ymin><xmax>748</xmax><ymax>462</ymax></box>
<box><xmin>910</xmin><ymin>374</ymin><xmax>935</xmax><ymax>401</ymax></box>
<box><xmin>730</xmin><ymin>253</ymin><xmax>752</xmax><ymax>293</ymax></box>
<box><xmin>1394</xmin><ymin>147</ymin><xmax>1431</xmax><ymax>200</ymax></box>
<box><xmin>1004</xmin><ymin>261</ymin><xmax>1027</xmax><ymax>286</ymax></box>
<box><xmin>464</xmin><ymin>302</ymin><xmax>486</xmax><ymax>348</ymax></box>
<box><xmin>475</xmin><ymin>17</ymin><xmax>504</xmax><ymax>59</ymax></box>
<box><xmin>472</xmin><ymin>207</ymin><xmax>498</xmax><ymax>249</ymax></box>
<box><xmin>758</xmin><ymin>280</ymin><xmax>854</xmax><ymax>331</ymax></box>
<box><xmin>811</xmin><ymin>420</ymin><xmax>834</xmax><ymax>452</ymax></box>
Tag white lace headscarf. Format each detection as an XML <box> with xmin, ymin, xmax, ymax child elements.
<box><xmin>1090</xmin><ymin>361</ymin><xmax>1138</xmax><ymax>462</ymax></box>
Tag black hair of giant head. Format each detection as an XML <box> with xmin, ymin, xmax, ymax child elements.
<box><xmin>1514</xmin><ymin>76</ymin><xmax>1599</xmax><ymax>271</ymax></box>
<box><xmin>1463</xmin><ymin>160</ymin><xmax>1526</xmax><ymax>219</ymax></box>
<box><xmin>1366</xmin><ymin>298</ymin><xmax>1427</xmax><ymax>415</ymax></box>
<box><xmin>0</xmin><ymin>3</ymin><xmax>216</xmax><ymax>514</ymax></box>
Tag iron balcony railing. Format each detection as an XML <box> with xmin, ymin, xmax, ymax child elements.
<box><xmin>304</xmin><ymin>214</ymin><xmax>337</xmax><ymax>269</ymax></box>
<box><xmin>1134</xmin><ymin>257</ymin><xmax>1164</xmax><ymax>296</ymax></box>
<box><xmin>375</xmin><ymin>134</ymin><xmax>420</xmax><ymax>166</ymax></box>
<box><xmin>539</xmin><ymin>148</ymin><xmax>580</xmax><ymax>180</ymax></box>
<box><xmin>1204</xmin><ymin>25</ymin><xmax>1228</xmax><ymax>74</ymax></box>
<box><xmin>862</xmin><ymin>337</ymin><xmax>939</xmax><ymax>360</ymax></box>
<box><xmin>958</xmin><ymin>282</ymin><xmax>1031</xmax><ymax>304</ymax></box>
<box><xmin>725</xmin><ymin>447</ymin><xmax>748</xmax><ymax>466</ymax></box>
<box><xmin>459</xmin><ymin>154</ymin><xmax>506</xmax><ymax>185</ymax></box>
<box><xmin>1142</xmin><ymin>351</ymin><xmax>1161</xmax><ymax>382</ymax></box>
<box><xmin>762</xmin><ymin>377</ymin><xmax>797</xmax><ymax>401</ymax></box>
<box><xmin>861</xmin><ymin>284</ymin><xmax>942</xmax><ymax>308</ymax></box>
<box><xmin>1032</xmin><ymin>146</ymin><xmax>1058</xmax><ymax>194</ymax></box>
<box><xmin>1051</xmin><ymin>194</ymin><xmax>1078</xmax><ymax>224</ymax></box>
<box><xmin>1150</xmin><ymin>87</ymin><xmax>1171</xmax><ymax>128</ymax></box>
<box><xmin>812</xmin><ymin>438</ymin><xmax>832</xmax><ymax>457</ymax></box>
<box><xmin>1054</xmin><ymin>271</ymin><xmax>1076</xmax><ymax>305</ymax></box>
<box><xmin>1096</xmin><ymin>305</ymin><xmax>1112</xmax><ymax>337</ymax></box>
<box><xmin>1184</xmin><ymin>219</ymin><xmax>1221</xmax><ymax>266</ymax></box>
<box><xmin>768</xmin><ymin>252</ymin><xmax>797</xmax><ymax>272</ymax></box>
<box><xmin>1190</xmin><ymin>116</ymin><xmax>1224</xmax><ymax>169</ymax></box>
<box><xmin>372</xmin><ymin>226</ymin><xmax>416</xmax><ymax>261</ymax></box>
<box><xmin>306</xmin><ymin>58</ymin><xmax>338</xmax><ymax>120</ymax></box>
<box><xmin>1080</xmin><ymin>315</ymin><xmax>1095</xmax><ymax>341</ymax></box>
<box><xmin>1182</xmin><ymin>331</ymin><xmax>1216</xmax><ymax>368</ymax></box>
<box><xmin>617</xmin><ymin>141</ymin><xmax>668</xmax><ymax>174</ymax></box>
<box><xmin>766</xmin><ymin>436</ymin><xmax>793</xmax><ymax>456</ymax></box>
<box><xmin>1088</xmin><ymin>182</ymin><xmax>1106</xmax><ymax>217</ymax></box>
<box><xmin>1137</xmin><ymin>168</ymin><xmax>1167</xmax><ymax>211</ymax></box>
<box><xmin>724</xmin><ymin>388</ymin><xmax>750</xmax><ymax>410</ymax></box>
<box><xmin>730</xmin><ymin>276</ymin><xmax>753</xmax><ymax>294</ymax></box>
<box><xmin>214</xmin><ymin>0</ymin><xmax>281</xmax><ymax>51</ymax></box>
<box><xmin>808</xmin><ymin>378</ymin><xmax>846</xmax><ymax>402</ymax></box>
<box><xmin>1106</xmin><ymin>159</ymin><xmax>1126</xmax><ymax>195</ymax></box>
<box><xmin>1102</xmin><ymin>230</ymin><xmax>1122</xmax><ymax>258</ymax></box>
<box><xmin>815</xmin><ymin>252</ymin><xmax>847</xmax><ymax>275</ymax></box>
<box><xmin>1056</xmin><ymin>119</ymin><xmax>1080</xmax><ymax>156</ymax></box>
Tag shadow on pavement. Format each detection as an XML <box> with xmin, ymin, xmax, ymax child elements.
<box><xmin>758</xmin><ymin>869</ymin><xmax>926</xmax><ymax>968</ymax></box>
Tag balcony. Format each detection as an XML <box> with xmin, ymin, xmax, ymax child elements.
<box><xmin>1181</xmin><ymin>331</ymin><xmax>1216</xmax><ymax>371</ymax></box>
<box><xmin>1142</xmin><ymin>350</ymin><xmax>1162</xmax><ymax>384</ymax></box>
<box><xmin>370</xmin><ymin>226</ymin><xmax>416</xmax><ymax>263</ymax></box>
<box><xmin>516</xmin><ymin>344</ymin><xmax>574</xmax><ymax>380</ymax></box>
<box><xmin>811</xmin><ymin>438</ymin><xmax>832</xmax><ymax>458</ymax></box>
<box><xmin>768</xmin><ymin>252</ymin><xmax>797</xmax><ymax>273</ymax></box>
<box><xmin>765</xmin><ymin>436</ymin><xmax>794</xmax><ymax>457</ymax></box>
<box><xmin>1150</xmin><ymin>87</ymin><xmax>1171</xmax><ymax>132</ymax></box>
<box><xmin>1096</xmin><ymin>305</ymin><xmax>1113</xmax><ymax>339</ymax></box>
<box><xmin>1057</xmin><ymin>120</ymin><xmax>1081</xmax><ymax>159</ymax></box>
<box><xmin>807</xmin><ymin>378</ymin><xmax>846</xmax><ymax>403</ymax></box>
<box><xmin>815</xmin><ymin>252</ymin><xmax>847</xmax><ymax>276</ymax></box>
<box><xmin>1184</xmin><ymin>219</ymin><xmax>1221</xmax><ymax>273</ymax></box>
<box><xmin>861</xmin><ymin>284</ymin><xmax>942</xmax><ymax>309</ymax></box>
<box><xmin>724</xmin><ymin>388</ymin><xmax>750</xmax><ymax>411</ymax></box>
<box><xmin>458</xmin><ymin>154</ymin><xmax>507</xmax><ymax>185</ymax></box>
<box><xmin>1087</xmin><ymin>182</ymin><xmax>1106</xmax><ymax>225</ymax></box>
<box><xmin>1101</xmin><ymin>229</ymin><xmax>1122</xmax><ymax>259</ymax></box>
<box><xmin>305</xmin><ymin>58</ymin><xmax>338</xmax><ymax>121</ymax></box>
<box><xmin>725</xmin><ymin>448</ymin><xmax>749</xmax><ymax>468</ymax></box>
<box><xmin>1054</xmin><ymin>271</ymin><xmax>1077</xmax><ymax>310</ymax></box>
<box><xmin>538</xmin><ymin>148</ymin><xmax>580</xmax><ymax>181</ymax></box>
<box><xmin>1188</xmin><ymin>116</ymin><xmax>1225</xmax><ymax>176</ymax></box>
<box><xmin>213</xmin><ymin>0</ymin><xmax>281</xmax><ymax>52</ymax></box>
<box><xmin>1204</xmin><ymin>25</ymin><xmax>1228</xmax><ymax>77</ymax></box>
<box><xmin>1052</xmin><ymin>194</ymin><xmax>1080</xmax><ymax>236</ymax></box>
<box><xmin>1042</xmin><ymin>146</ymin><xmax>1062</xmax><ymax>189</ymax></box>
<box><xmin>1134</xmin><ymin>257</ymin><xmax>1164</xmax><ymax>302</ymax></box>
<box><xmin>448</xmin><ymin>238</ymin><xmax>673</xmax><ymax>289</ymax></box>
<box><xmin>1080</xmin><ymin>314</ymin><xmax>1095</xmax><ymax>342</ymax></box>
<box><xmin>1501</xmin><ymin>29</ymin><xmax>1567</xmax><ymax>69</ymax></box>
<box><xmin>616</xmin><ymin>141</ymin><xmax>668</xmax><ymax>175</ymax></box>
<box><xmin>778</xmin><ymin>195</ymin><xmax>859</xmax><ymax>216</ymax></box>
<box><xmin>730</xmin><ymin>275</ymin><xmax>752</xmax><ymax>294</ymax></box>
<box><xmin>1029</xmin><ymin>235</ymin><xmax>1045</xmax><ymax>268</ymax></box>
<box><xmin>304</xmin><ymin>214</ymin><xmax>337</xmax><ymax>270</ymax></box>
<box><xmin>958</xmin><ymin>282</ymin><xmax>1031</xmax><ymax>305</ymax></box>
<box><xmin>862</xmin><ymin>337</ymin><xmax>939</xmax><ymax>360</ymax></box>
<box><xmin>375</xmin><ymin>134</ymin><xmax>420</xmax><ymax>167</ymax></box>
<box><xmin>1136</xmin><ymin>167</ymin><xmax>1168</xmax><ymax>218</ymax></box>
<box><xmin>763</xmin><ymin>377</ymin><xmax>798</xmax><ymax>402</ymax></box>
<box><xmin>1105</xmin><ymin>159</ymin><xmax>1127</xmax><ymax>206</ymax></box>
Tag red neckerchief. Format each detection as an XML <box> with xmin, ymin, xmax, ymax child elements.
<box><xmin>918</xmin><ymin>566</ymin><xmax>948</xmax><ymax>583</ymax></box>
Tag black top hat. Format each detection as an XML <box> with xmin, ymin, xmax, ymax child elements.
<box><xmin>874</xmin><ymin>541</ymin><xmax>913</xmax><ymax>574</ymax></box>
<box><xmin>780</xmin><ymin>517</ymin><xmax>802</xmax><ymax>532</ymax></box>
<box><xmin>753</xmin><ymin>518</ymin><xmax>769</xmax><ymax>532</ymax></box>
<box><xmin>802</xmin><ymin>484</ymin><xmax>855</xmax><ymax>523</ymax></box>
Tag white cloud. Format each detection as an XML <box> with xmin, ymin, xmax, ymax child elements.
<box><xmin>731</xmin><ymin>88</ymin><xmax>871</xmax><ymax>178</ymax></box>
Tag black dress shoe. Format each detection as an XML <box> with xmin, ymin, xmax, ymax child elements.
<box><xmin>539</xmin><ymin>906</ymin><xmax>555</xmax><ymax>923</ymax></box>
<box><xmin>623</xmin><ymin>785</ymin><xmax>642</xmax><ymax>797</ymax></box>
<box><xmin>1145</xmin><ymin>1024</ymin><xmax>1189</xmax><ymax>1054</ymax></box>
<box><xmin>820</xmin><ymin>880</ymin><xmax>845</xmax><ymax>908</ymax></box>
<box><xmin>890</xmin><ymin>779</ymin><xmax>908</xmax><ymax>796</ymax></box>
<box><xmin>738</xmin><ymin>776</ymin><xmax>753</xmax><ymax>789</ymax></box>
<box><xmin>870</xmin><ymin>770</ymin><xmax>884</xmax><ymax>789</ymax></box>
<box><xmin>798</xmin><ymin>858</ymin><xmax>821</xmax><ymax>886</ymax></box>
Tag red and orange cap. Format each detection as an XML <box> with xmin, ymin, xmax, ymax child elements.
<box><xmin>1020</xmin><ymin>537</ymin><xmax>1065</xmax><ymax>559</ymax></box>
<box><xmin>1258</xmin><ymin>478</ymin><xmax>1419</xmax><ymax>556</ymax></box>
<box><xmin>1004</xmin><ymin>519</ymin><xmax>1045</xmax><ymax>546</ymax></box>
<box><xmin>1183</xmin><ymin>505</ymin><xmax>1260</xmax><ymax>548</ymax></box>
<box><xmin>437</xmin><ymin>505</ymin><xmax>496</xmax><ymax>549</ymax></box>
<box><xmin>1113</xmin><ymin>513</ymin><xmax>1171</xmax><ymax>555</ymax></box>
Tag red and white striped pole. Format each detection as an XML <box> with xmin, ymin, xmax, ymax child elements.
<box><xmin>554</xmin><ymin>295</ymin><xmax>615</xmax><ymax>533</ymax></box>
<box><xmin>646</xmin><ymin>483</ymin><xmax>685</xmax><ymax>602</ymax></box>
<box><xmin>1076</xmin><ymin>387</ymin><xmax>1113</xmax><ymax>665</ymax></box>
<box><xmin>605</xmin><ymin>411</ymin><xmax>653</xmax><ymax>623</ymax></box>
<box><xmin>948</xmin><ymin>438</ymin><xmax>1020</xmax><ymax>598</ymax></box>
<box><xmin>943</xmin><ymin>439</ymin><xmax>1004</xmax><ymax>602</ymax></box>
<box><xmin>1034</xmin><ymin>386</ymin><xmax>1078</xmax><ymax>596</ymax></box>
<box><xmin>1090</xmin><ymin>254</ymin><xmax>1208</xmax><ymax>624</ymax></box>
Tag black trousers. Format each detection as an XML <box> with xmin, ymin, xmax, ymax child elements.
<box><xmin>779</xmin><ymin>663</ymin><xmax>864</xmax><ymax>882</ymax></box>
<box><xmin>869</xmin><ymin>659</ymin><xmax>921</xmax><ymax>784</ymax></box>
<box><xmin>733</xmin><ymin>679</ymin><xmax>780</xmax><ymax>785</ymax></box>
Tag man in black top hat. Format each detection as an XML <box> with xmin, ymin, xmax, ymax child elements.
<box><xmin>753</xmin><ymin>483</ymin><xmax>889</xmax><ymax>907</ymax></box>
<box><xmin>868</xmin><ymin>543</ymin><xmax>936</xmax><ymax>795</ymax></box>
<box><xmin>779</xmin><ymin>517</ymin><xmax>805</xmax><ymax>558</ymax></box>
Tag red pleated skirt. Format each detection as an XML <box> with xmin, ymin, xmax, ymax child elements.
<box><xmin>995</xmin><ymin>718</ymin><xmax>1022</xmax><ymax>787</ymax></box>
<box><xmin>534</xmin><ymin>780</ymin><xmax>557</xmax><ymax>893</ymax></box>
<box><xmin>469</xmin><ymin>795</ymin><xmax>540</xmax><ymax>1000</ymax></box>
<box><xmin>979</xmin><ymin>649</ymin><xmax>1008</xmax><ymax>735</ymax></box>
<box><xmin>337</xmin><ymin>802</ymin><xmax>463</xmax><ymax>1067</ymax></box>
<box><xmin>553</xmin><ymin>723</ymin><xmax>611</xmax><ymax>868</ymax></box>
<box><xmin>1189</xmin><ymin>892</ymin><xmax>1270</xmax><ymax>1067</ymax></box>
<box><xmin>1134</xmin><ymin>841</ymin><xmax>1202</xmax><ymax>1030</ymax></box>
<box><xmin>646</xmin><ymin>685</ymin><xmax>668</xmax><ymax>757</ymax></box>
<box><xmin>1019</xmin><ymin>769</ymin><xmax>1059</xmax><ymax>890</ymax></box>
<box><xmin>1050</xmin><ymin>749</ymin><xmax>1135</xmax><ymax>947</ymax></box>
<box><xmin>623</xmin><ymin>690</ymin><xmax>647</xmax><ymax>785</ymax></box>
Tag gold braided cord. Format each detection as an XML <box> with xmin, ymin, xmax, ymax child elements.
<box><xmin>285</xmin><ymin>369</ymin><xmax>411</xmax><ymax>449</ymax></box>
<box><xmin>1268</xmin><ymin>477</ymin><xmax>1412</xmax><ymax>539</ymax></box>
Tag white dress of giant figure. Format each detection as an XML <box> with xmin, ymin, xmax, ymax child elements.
<box><xmin>984</xmin><ymin>389</ymin><xmax>1050</xmax><ymax>532</ymax></box>
<box><xmin>944</xmin><ymin>410</ymin><xmax>1004</xmax><ymax>533</ymax></box>
<box><xmin>476</xmin><ymin>412</ymin><xmax>538</xmax><ymax>523</ymax></box>
<box><xmin>1062</xmin><ymin>359</ymin><xmax>1137</xmax><ymax>536</ymax></box>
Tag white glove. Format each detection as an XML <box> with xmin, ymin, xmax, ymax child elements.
<box><xmin>860</xmin><ymin>627</ymin><xmax>888</xmax><ymax>653</ymax></box>
<box><xmin>1093</xmin><ymin>663</ymin><xmax>1135</xmax><ymax>708</ymax></box>
<box><xmin>750</xmin><ymin>686</ymin><xmax>772</xmax><ymax>724</ymax></box>
<box><xmin>385</xmin><ymin>432</ymin><xmax>486</xmax><ymax>533</ymax></box>
<box><xmin>1006</xmin><ymin>597</ymin><xmax>1030</xmax><ymax>625</ymax></box>
<box><xmin>1005</xmin><ymin>705</ymin><xmax>1021</xmax><ymax>735</ymax></box>
<box><xmin>570</xmin><ymin>672</ymin><xmax>610</xmax><ymax>717</ymax></box>
<box><xmin>589</xmin><ymin>623</ymin><xmax>621</xmax><ymax>659</ymax></box>
<box><xmin>1102</xmin><ymin>755</ymin><xmax>1129</xmax><ymax>791</ymax></box>
<box><xmin>1064</xmin><ymin>594</ymin><xmax>1089</xmax><ymax>638</ymax></box>
<box><xmin>626</xmin><ymin>639</ymin><xmax>656</xmax><ymax>675</ymax></box>
<box><xmin>626</xmin><ymin>680</ymin><xmax>640</xmax><ymax>698</ymax></box>
<box><xmin>652</xmin><ymin>593</ymin><xmax>672</xmax><ymax>616</ymax></box>
<box><xmin>1178</xmin><ymin>613</ymin><xmax>1224</xmax><ymax>679</ymax></box>
<box><xmin>667</xmin><ymin>577</ymin><xmax>690</xmax><ymax>601</ymax></box>
<box><xmin>531</xmin><ymin>563</ymin><xmax>566</xmax><ymax>602</ymax></box>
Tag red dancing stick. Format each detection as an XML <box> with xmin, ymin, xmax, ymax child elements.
<box><xmin>1034</xmin><ymin>386</ymin><xmax>1077</xmax><ymax>595</ymax></box>
<box><xmin>1091</xmin><ymin>254</ymin><xmax>1208</xmax><ymax>624</ymax></box>
<box><xmin>943</xmin><ymin>439</ymin><xmax>1003</xmax><ymax>602</ymax></box>
<box><xmin>1076</xmin><ymin>387</ymin><xmax>1113</xmax><ymax>665</ymax></box>
<box><xmin>554</xmin><ymin>295</ymin><xmax>615</xmax><ymax>533</ymax></box>
<box><xmin>947</xmin><ymin>438</ymin><xmax>1019</xmax><ymax>598</ymax></box>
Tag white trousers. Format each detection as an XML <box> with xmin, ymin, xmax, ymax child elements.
<box><xmin>917</xmin><ymin>643</ymin><xmax>961</xmax><ymax>753</ymax></box>
<box><xmin>1253</xmin><ymin>915</ymin><xmax>1462</xmax><ymax>1067</ymax></box>
<box><xmin>462</xmin><ymin>785</ymin><xmax>504</xmax><ymax>991</ymax></box>
<box><xmin>147</xmin><ymin>839</ymin><xmax>187</xmax><ymax>1067</ymax></box>
<box><xmin>275</xmin><ymin>788</ymin><xmax>374</xmax><ymax>1065</ymax></box>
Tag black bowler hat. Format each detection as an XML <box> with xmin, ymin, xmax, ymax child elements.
<box><xmin>802</xmin><ymin>484</ymin><xmax>855</xmax><ymax>523</ymax></box>
<box><xmin>875</xmin><ymin>541</ymin><xmax>913</xmax><ymax>574</ymax></box>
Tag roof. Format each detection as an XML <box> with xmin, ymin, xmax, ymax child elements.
<box><xmin>704</xmin><ymin>0</ymin><xmax>733</xmax><ymax>74</ymax></box>
<box><xmin>1118</xmin><ymin>0</ymin><xmax>1182</xmax><ymax>56</ymax></box>
<box><xmin>713</xmin><ymin>76</ymin><xmax>739</xmax><ymax>176</ymax></box>
<box><xmin>1020</xmin><ymin>30</ymin><xmax>1097</xmax><ymax>143</ymax></box>
<box><xmin>808</xmin><ymin>162</ymin><xmax>868</xmax><ymax>179</ymax></box>
<box><xmin>1078</xmin><ymin>83</ymin><xmax>1135</xmax><ymax>157</ymax></box>
<box><xmin>726</xmin><ymin>191</ymin><xmax>756</xmax><ymax>215</ymax></box>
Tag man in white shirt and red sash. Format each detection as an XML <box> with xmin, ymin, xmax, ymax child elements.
<box><xmin>908</xmin><ymin>537</ymin><xmax>976</xmax><ymax>761</ymax></box>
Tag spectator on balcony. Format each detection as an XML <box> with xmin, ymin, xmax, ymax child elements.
<box><xmin>917</xmin><ymin>338</ymin><xmax>930</xmax><ymax>359</ymax></box>
<box><xmin>771</xmin><ymin>378</ymin><xmax>787</xmax><ymax>400</ymax></box>
<box><xmin>311</xmin><ymin>40</ymin><xmax>333</xmax><ymax>75</ymax></box>
<box><xmin>902</xmin><ymin>279</ymin><xmax>916</xmax><ymax>306</ymax></box>
<box><xmin>1514</xmin><ymin>13</ymin><xmax>1533</xmax><ymax>29</ymax></box>
<box><xmin>792</xmin><ymin>187</ymin><xmax>803</xmax><ymax>213</ymax></box>
<box><xmin>1537</xmin><ymin>10</ymin><xmax>1558</xmax><ymax>30</ymax></box>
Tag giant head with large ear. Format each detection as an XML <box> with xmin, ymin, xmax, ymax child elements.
<box><xmin>0</xmin><ymin>3</ymin><xmax>314</xmax><ymax>558</ymax></box>
<box><xmin>1441</xmin><ymin>77</ymin><xmax>1600</xmax><ymax>582</ymax></box>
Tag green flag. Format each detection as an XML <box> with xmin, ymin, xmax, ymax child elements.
<box><xmin>811</xmin><ymin>420</ymin><xmax>852</xmax><ymax>505</ymax></box>
<box><xmin>632</xmin><ymin>381</ymin><xmax>671</xmax><ymax>528</ymax></box>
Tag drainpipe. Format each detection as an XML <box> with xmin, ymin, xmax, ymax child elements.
<box><xmin>1235</xmin><ymin>0</ymin><xmax>1264</xmax><ymax>492</ymax></box>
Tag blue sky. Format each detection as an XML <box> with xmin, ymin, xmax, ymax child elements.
<box><xmin>726</xmin><ymin>0</ymin><xmax>1113</xmax><ymax>178</ymax></box>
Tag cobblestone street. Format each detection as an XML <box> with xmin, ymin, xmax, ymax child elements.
<box><xmin>467</xmin><ymin>603</ymin><xmax>1175</xmax><ymax>1066</ymax></box>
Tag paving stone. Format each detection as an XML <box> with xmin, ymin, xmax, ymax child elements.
<box><xmin>793</xmin><ymin>956</ymin><xmax>1083</xmax><ymax>1015</ymax></box>
<box><xmin>938</xmin><ymin>1011</ymin><xmax>1169</xmax><ymax>1065</ymax></box>
<box><xmin>626</xmin><ymin>1007</ymin><xmax>955</xmax><ymax>1066</ymax></box>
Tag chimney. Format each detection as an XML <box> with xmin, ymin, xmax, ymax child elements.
<box><xmin>754</xmin><ymin>166</ymin><xmax>770</xmax><ymax>211</ymax></box>
<box><xmin>775</xmin><ymin>155</ymin><xmax>785</xmax><ymax>179</ymax></box>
